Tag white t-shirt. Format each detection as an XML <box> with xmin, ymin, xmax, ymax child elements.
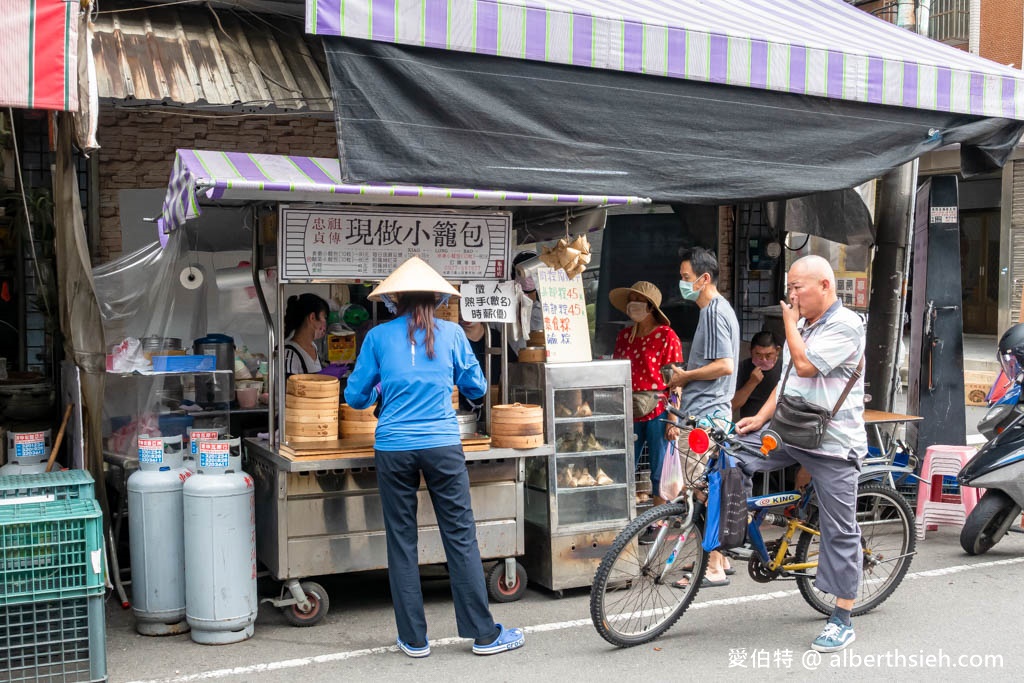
<box><xmin>284</xmin><ymin>336</ymin><xmax>322</xmax><ymax>375</ymax></box>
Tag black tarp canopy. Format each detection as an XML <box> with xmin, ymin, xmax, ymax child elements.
<box><xmin>307</xmin><ymin>0</ymin><xmax>1024</xmax><ymax>204</ymax></box>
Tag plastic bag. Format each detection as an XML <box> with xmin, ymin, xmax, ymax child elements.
<box><xmin>111</xmin><ymin>337</ymin><xmax>152</xmax><ymax>373</ymax></box>
<box><xmin>659</xmin><ymin>440</ymin><xmax>685</xmax><ymax>501</ymax></box>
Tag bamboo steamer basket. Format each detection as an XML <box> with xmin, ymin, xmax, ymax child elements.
<box><xmin>491</xmin><ymin>403</ymin><xmax>544</xmax><ymax>448</ymax></box>
<box><xmin>339</xmin><ymin>403</ymin><xmax>377</xmax><ymax>437</ymax></box>
<box><xmin>528</xmin><ymin>331</ymin><xmax>546</xmax><ymax>347</ymax></box>
<box><xmin>285</xmin><ymin>394</ymin><xmax>339</xmax><ymax>409</ymax></box>
<box><xmin>436</xmin><ymin>299</ymin><xmax>460</xmax><ymax>323</ymax></box>
<box><xmin>285</xmin><ymin>421</ymin><xmax>339</xmax><ymax>438</ymax></box>
<box><xmin>517</xmin><ymin>347</ymin><xmax>546</xmax><ymax>363</ymax></box>
<box><xmin>283</xmin><ymin>408</ymin><xmax>340</xmax><ymax>424</ymax></box>
<box><xmin>340</xmin><ymin>421</ymin><xmax>377</xmax><ymax>437</ymax></box>
<box><xmin>340</xmin><ymin>404</ymin><xmax>377</xmax><ymax>421</ymax></box>
<box><xmin>451</xmin><ymin>386</ymin><xmax>459</xmax><ymax>408</ymax></box>
<box><xmin>286</xmin><ymin>374</ymin><xmax>340</xmax><ymax>399</ymax></box>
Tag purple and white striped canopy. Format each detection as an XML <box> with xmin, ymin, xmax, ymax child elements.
<box><xmin>306</xmin><ymin>0</ymin><xmax>1024</xmax><ymax>121</ymax></box>
<box><xmin>158</xmin><ymin>149</ymin><xmax>649</xmax><ymax>237</ymax></box>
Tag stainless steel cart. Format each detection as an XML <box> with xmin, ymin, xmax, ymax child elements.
<box><xmin>508</xmin><ymin>360</ymin><xmax>635</xmax><ymax>595</ymax></box>
<box><xmin>244</xmin><ymin>438</ymin><xmax>551</xmax><ymax>624</ymax></box>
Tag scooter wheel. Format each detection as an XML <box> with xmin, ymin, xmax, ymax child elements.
<box><xmin>960</xmin><ymin>490</ymin><xmax>1022</xmax><ymax>556</ymax></box>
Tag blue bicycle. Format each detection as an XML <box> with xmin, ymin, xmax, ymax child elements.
<box><xmin>590</xmin><ymin>414</ymin><xmax>917</xmax><ymax>647</ymax></box>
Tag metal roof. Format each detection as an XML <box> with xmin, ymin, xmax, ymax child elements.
<box><xmin>92</xmin><ymin>1</ymin><xmax>332</xmax><ymax>112</ymax></box>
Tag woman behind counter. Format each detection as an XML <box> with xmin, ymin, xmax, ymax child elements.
<box><xmin>283</xmin><ymin>293</ymin><xmax>329</xmax><ymax>375</ymax></box>
<box><xmin>344</xmin><ymin>256</ymin><xmax>525</xmax><ymax>659</ymax></box>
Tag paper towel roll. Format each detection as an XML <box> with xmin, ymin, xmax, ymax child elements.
<box><xmin>215</xmin><ymin>266</ymin><xmax>274</xmax><ymax>291</ymax></box>
<box><xmin>179</xmin><ymin>265</ymin><xmax>204</xmax><ymax>290</ymax></box>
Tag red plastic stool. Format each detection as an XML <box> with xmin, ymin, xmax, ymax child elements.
<box><xmin>915</xmin><ymin>445</ymin><xmax>980</xmax><ymax>540</ymax></box>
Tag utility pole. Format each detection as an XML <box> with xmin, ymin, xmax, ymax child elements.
<box><xmin>863</xmin><ymin>4</ymin><xmax>926</xmax><ymax>412</ymax></box>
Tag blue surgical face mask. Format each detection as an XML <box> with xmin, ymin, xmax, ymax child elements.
<box><xmin>678</xmin><ymin>279</ymin><xmax>701</xmax><ymax>302</ymax></box>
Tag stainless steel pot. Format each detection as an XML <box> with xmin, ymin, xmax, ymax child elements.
<box><xmin>456</xmin><ymin>411</ymin><xmax>478</xmax><ymax>437</ymax></box>
<box><xmin>193</xmin><ymin>335</ymin><xmax>235</xmax><ymax>405</ymax></box>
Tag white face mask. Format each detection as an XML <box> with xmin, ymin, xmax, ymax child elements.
<box><xmin>626</xmin><ymin>301</ymin><xmax>650</xmax><ymax>322</ymax></box>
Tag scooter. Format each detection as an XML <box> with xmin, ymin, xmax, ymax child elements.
<box><xmin>958</xmin><ymin>364</ymin><xmax>1024</xmax><ymax>555</ymax></box>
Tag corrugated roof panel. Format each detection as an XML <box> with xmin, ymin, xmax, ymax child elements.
<box><xmin>92</xmin><ymin>2</ymin><xmax>331</xmax><ymax>112</ymax></box>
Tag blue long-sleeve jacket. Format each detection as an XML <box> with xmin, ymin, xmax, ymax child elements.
<box><xmin>343</xmin><ymin>315</ymin><xmax>487</xmax><ymax>451</ymax></box>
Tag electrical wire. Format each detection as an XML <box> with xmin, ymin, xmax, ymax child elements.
<box><xmin>6</xmin><ymin>108</ymin><xmax>52</xmax><ymax>318</ymax></box>
<box><xmin>785</xmin><ymin>233</ymin><xmax>811</xmax><ymax>251</ymax></box>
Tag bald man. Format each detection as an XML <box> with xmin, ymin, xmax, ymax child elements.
<box><xmin>736</xmin><ymin>255</ymin><xmax>867</xmax><ymax>653</ymax></box>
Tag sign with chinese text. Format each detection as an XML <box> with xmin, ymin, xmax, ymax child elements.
<box><xmin>930</xmin><ymin>206</ymin><xmax>958</xmax><ymax>224</ymax></box>
<box><xmin>459</xmin><ymin>281</ymin><xmax>517</xmax><ymax>323</ymax></box>
<box><xmin>280</xmin><ymin>206</ymin><xmax>511</xmax><ymax>281</ymax></box>
<box><xmin>836</xmin><ymin>271</ymin><xmax>869</xmax><ymax>310</ymax></box>
<box><xmin>536</xmin><ymin>267</ymin><xmax>592</xmax><ymax>363</ymax></box>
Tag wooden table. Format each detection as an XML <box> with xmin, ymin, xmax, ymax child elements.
<box><xmin>864</xmin><ymin>409</ymin><xmax>923</xmax><ymax>467</ymax></box>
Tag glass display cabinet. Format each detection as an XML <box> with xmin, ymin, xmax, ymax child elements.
<box><xmin>508</xmin><ymin>360</ymin><xmax>634</xmax><ymax>593</ymax></box>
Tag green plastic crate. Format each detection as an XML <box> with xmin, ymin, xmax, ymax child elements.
<box><xmin>0</xmin><ymin>470</ymin><xmax>95</xmax><ymax>503</ymax></box>
<box><xmin>0</xmin><ymin>499</ymin><xmax>105</xmax><ymax>607</ymax></box>
<box><xmin>0</xmin><ymin>593</ymin><xmax>107</xmax><ymax>682</ymax></box>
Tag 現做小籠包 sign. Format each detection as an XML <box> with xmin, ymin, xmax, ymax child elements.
<box><xmin>280</xmin><ymin>206</ymin><xmax>511</xmax><ymax>281</ymax></box>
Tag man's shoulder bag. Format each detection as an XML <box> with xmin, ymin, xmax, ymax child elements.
<box><xmin>771</xmin><ymin>356</ymin><xmax>864</xmax><ymax>451</ymax></box>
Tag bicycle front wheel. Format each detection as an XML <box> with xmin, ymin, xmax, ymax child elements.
<box><xmin>795</xmin><ymin>483</ymin><xmax>916</xmax><ymax>616</ymax></box>
<box><xmin>590</xmin><ymin>503</ymin><xmax>707</xmax><ymax>647</ymax></box>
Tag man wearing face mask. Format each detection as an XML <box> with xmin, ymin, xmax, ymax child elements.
<box><xmin>610</xmin><ymin>281</ymin><xmax>683</xmax><ymax>505</ymax></box>
<box><xmin>666</xmin><ymin>247</ymin><xmax>740</xmax><ymax>588</ymax></box>
<box><xmin>732</xmin><ymin>331</ymin><xmax>782</xmax><ymax>419</ymax></box>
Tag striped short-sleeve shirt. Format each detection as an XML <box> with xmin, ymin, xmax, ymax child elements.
<box><xmin>779</xmin><ymin>304</ymin><xmax>867</xmax><ymax>459</ymax></box>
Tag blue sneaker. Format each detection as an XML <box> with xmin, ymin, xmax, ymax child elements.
<box><xmin>397</xmin><ymin>637</ymin><xmax>430</xmax><ymax>658</ymax></box>
<box><xmin>472</xmin><ymin>624</ymin><xmax>525</xmax><ymax>655</ymax></box>
<box><xmin>811</xmin><ymin>620</ymin><xmax>856</xmax><ymax>653</ymax></box>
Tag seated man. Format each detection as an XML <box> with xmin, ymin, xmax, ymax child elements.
<box><xmin>732</xmin><ymin>331</ymin><xmax>782</xmax><ymax>420</ymax></box>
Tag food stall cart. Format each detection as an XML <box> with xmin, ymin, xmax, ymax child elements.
<box><xmin>150</xmin><ymin>149</ymin><xmax>649</xmax><ymax>623</ymax></box>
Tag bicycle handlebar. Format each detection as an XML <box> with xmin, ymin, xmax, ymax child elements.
<box><xmin>663</xmin><ymin>402</ymin><xmax>775</xmax><ymax>458</ymax></box>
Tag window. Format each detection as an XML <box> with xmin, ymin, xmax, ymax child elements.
<box><xmin>930</xmin><ymin>0</ymin><xmax>969</xmax><ymax>47</ymax></box>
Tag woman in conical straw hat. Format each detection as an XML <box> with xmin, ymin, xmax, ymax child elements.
<box><xmin>344</xmin><ymin>256</ymin><xmax>525</xmax><ymax>659</ymax></box>
<box><xmin>609</xmin><ymin>281</ymin><xmax>683</xmax><ymax>507</ymax></box>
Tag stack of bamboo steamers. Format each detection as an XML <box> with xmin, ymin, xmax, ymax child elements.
<box><xmin>285</xmin><ymin>375</ymin><xmax>340</xmax><ymax>443</ymax></box>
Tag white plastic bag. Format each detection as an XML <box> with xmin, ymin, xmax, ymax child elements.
<box><xmin>111</xmin><ymin>337</ymin><xmax>152</xmax><ymax>373</ymax></box>
<box><xmin>659</xmin><ymin>440</ymin><xmax>685</xmax><ymax>500</ymax></box>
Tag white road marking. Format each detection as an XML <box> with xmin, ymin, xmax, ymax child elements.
<box><xmin>125</xmin><ymin>555</ymin><xmax>1024</xmax><ymax>683</ymax></box>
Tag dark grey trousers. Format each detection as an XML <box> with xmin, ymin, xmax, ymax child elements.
<box><xmin>733</xmin><ymin>442</ymin><xmax>863</xmax><ymax>601</ymax></box>
<box><xmin>375</xmin><ymin>443</ymin><xmax>496</xmax><ymax>645</ymax></box>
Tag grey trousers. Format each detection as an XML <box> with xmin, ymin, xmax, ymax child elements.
<box><xmin>733</xmin><ymin>442</ymin><xmax>863</xmax><ymax>601</ymax></box>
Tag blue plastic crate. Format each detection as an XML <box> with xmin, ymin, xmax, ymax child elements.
<box><xmin>0</xmin><ymin>499</ymin><xmax>105</xmax><ymax>607</ymax></box>
<box><xmin>150</xmin><ymin>354</ymin><xmax>215</xmax><ymax>372</ymax></box>
<box><xmin>0</xmin><ymin>470</ymin><xmax>95</xmax><ymax>503</ymax></box>
<box><xmin>0</xmin><ymin>593</ymin><xmax>107</xmax><ymax>682</ymax></box>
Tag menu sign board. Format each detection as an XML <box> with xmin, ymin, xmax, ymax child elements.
<box><xmin>459</xmin><ymin>281</ymin><xmax>517</xmax><ymax>323</ymax></box>
<box><xmin>280</xmin><ymin>206</ymin><xmax>511</xmax><ymax>282</ymax></box>
<box><xmin>536</xmin><ymin>267</ymin><xmax>592</xmax><ymax>364</ymax></box>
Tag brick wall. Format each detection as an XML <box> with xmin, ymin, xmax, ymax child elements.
<box><xmin>981</xmin><ymin>0</ymin><xmax>1023</xmax><ymax>66</ymax></box>
<box><xmin>95</xmin><ymin>108</ymin><xmax>338</xmax><ymax>263</ymax></box>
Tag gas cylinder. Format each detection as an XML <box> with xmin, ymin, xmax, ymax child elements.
<box><xmin>128</xmin><ymin>434</ymin><xmax>191</xmax><ymax>635</ymax></box>
<box><xmin>183</xmin><ymin>436</ymin><xmax>257</xmax><ymax>645</ymax></box>
<box><xmin>184</xmin><ymin>426</ymin><xmax>225</xmax><ymax>473</ymax></box>
<box><xmin>1</xmin><ymin>430</ymin><xmax>52</xmax><ymax>475</ymax></box>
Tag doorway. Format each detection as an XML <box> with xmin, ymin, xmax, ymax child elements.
<box><xmin>960</xmin><ymin>209</ymin><xmax>1000</xmax><ymax>334</ymax></box>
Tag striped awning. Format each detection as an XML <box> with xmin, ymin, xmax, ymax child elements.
<box><xmin>305</xmin><ymin>0</ymin><xmax>1024</xmax><ymax>121</ymax></box>
<box><xmin>158</xmin><ymin>149</ymin><xmax>650</xmax><ymax>236</ymax></box>
<box><xmin>0</xmin><ymin>0</ymin><xmax>79</xmax><ymax>111</ymax></box>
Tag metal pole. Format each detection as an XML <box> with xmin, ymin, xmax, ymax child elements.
<box><xmin>865</xmin><ymin>160</ymin><xmax>918</xmax><ymax>413</ymax></box>
<box><xmin>251</xmin><ymin>209</ymin><xmax>276</xmax><ymax>445</ymax></box>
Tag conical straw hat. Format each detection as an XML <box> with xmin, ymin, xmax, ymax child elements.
<box><xmin>368</xmin><ymin>256</ymin><xmax>460</xmax><ymax>302</ymax></box>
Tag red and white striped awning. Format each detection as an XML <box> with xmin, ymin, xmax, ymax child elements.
<box><xmin>0</xmin><ymin>0</ymin><xmax>79</xmax><ymax>111</ymax></box>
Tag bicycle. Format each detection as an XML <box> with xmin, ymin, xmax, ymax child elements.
<box><xmin>590</xmin><ymin>413</ymin><xmax>917</xmax><ymax>647</ymax></box>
